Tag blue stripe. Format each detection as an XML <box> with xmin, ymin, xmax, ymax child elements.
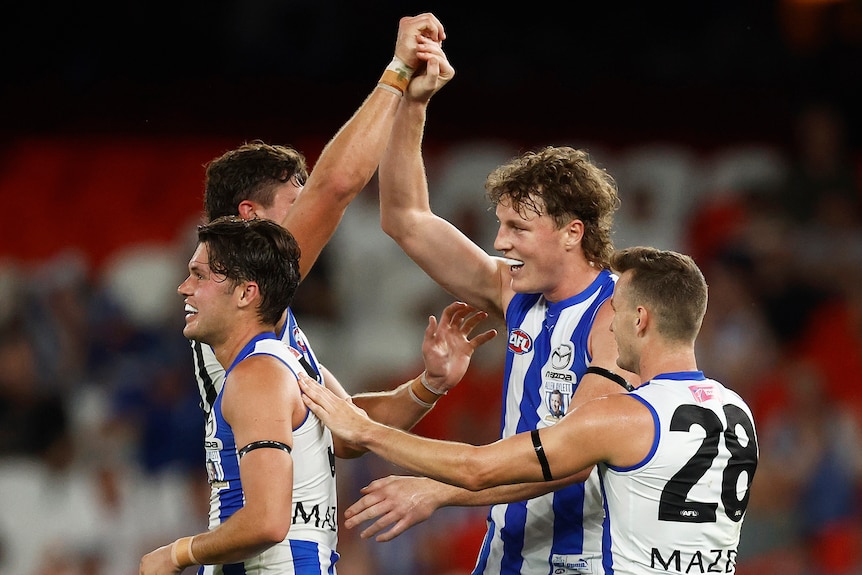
<box><xmin>551</xmin><ymin>482</ymin><xmax>587</xmax><ymax>556</ymax></box>
<box><xmin>223</xmin><ymin>561</ymin><xmax>246</xmax><ymax>574</ymax></box>
<box><xmin>289</xmin><ymin>539</ymin><xmax>327</xmax><ymax>574</ymax></box>
<box><xmin>598</xmin><ymin>468</ymin><xmax>614</xmax><ymax>575</ymax></box>
<box><xmin>500</xmin><ymin>503</ymin><xmax>528</xmax><ymax>574</ymax></box>
<box><xmin>472</xmin><ymin>518</ymin><xmax>495</xmax><ymax>575</ymax></box>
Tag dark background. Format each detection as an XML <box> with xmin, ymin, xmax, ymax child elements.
<box><xmin>4</xmin><ymin>1</ymin><xmax>861</xmax><ymax>150</ymax></box>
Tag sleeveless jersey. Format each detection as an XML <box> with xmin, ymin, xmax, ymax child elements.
<box><xmin>193</xmin><ymin>307</ymin><xmax>323</xmax><ymax>414</ymax></box>
<box><xmin>599</xmin><ymin>372</ymin><xmax>758</xmax><ymax>575</ymax></box>
<box><xmin>202</xmin><ymin>333</ymin><xmax>338</xmax><ymax>575</ymax></box>
<box><xmin>474</xmin><ymin>269</ymin><xmax>616</xmax><ymax>575</ymax></box>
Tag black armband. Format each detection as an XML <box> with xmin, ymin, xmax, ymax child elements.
<box><xmin>585</xmin><ymin>366</ymin><xmax>634</xmax><ymax>392</ymax></box>
<box><xmin>531</xmin><ymin>429</ymin><xmax>554</xmax><ymax>481</ymax></box>
<box><xmin>238</xmin><ymin>440</ymin><xmax>292</xmax><ymax>459</ymax></box>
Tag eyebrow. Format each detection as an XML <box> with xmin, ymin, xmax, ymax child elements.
<box><xmin>189</xmin><ymin>260</ymin><xmax>210</xmax><ymax>274</ymax></box>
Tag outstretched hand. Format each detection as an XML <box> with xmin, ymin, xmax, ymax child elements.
<box><xmin>344</xmin><ymin>475</ymin><xmax>444</xmax><ymax>541</ymax></box>
<box><xmin>422</xmin><ymin>302</ymin><xmax>497</xmax><ymax>394</ymax></box>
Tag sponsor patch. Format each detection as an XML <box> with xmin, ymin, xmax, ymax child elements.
<box><xmin>551</xmin><ymin>554</ymin><xmax>593</xmax><ymax>574</ymax></box>
<box><xmin>688</xmin><ymin>384</ymin><xmax>715</xmax><ymax>403</ymax></box>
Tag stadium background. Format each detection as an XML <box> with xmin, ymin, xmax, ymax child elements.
<box><xmin>1</xmin><ymin>2</ymin><xmax>861</xmax><ymax>574</ymax></box>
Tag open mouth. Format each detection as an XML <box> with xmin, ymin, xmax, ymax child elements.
<box><xmin>495</xmin><ymin>256</ymin><xmax>524</xmax><ymax>270</ymax></box>
<box><xmin>184</xmin><ymin>303</ymin><xmax>198</xmax><ymax>319</ymax></box>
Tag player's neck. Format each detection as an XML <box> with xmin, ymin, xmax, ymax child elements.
<box><xmin>212</xmin><ymin>322</ymin><xmax>278</xmax><ymax>370</ymax></box>
<box><xmin>638</xmin><ymin>345</ymin><xmax>698</xmax><ymax>384</ymax></box>
<box><xmin>544</xmin><ymin>261</ymin><xmax>602</xmax><ymax>303</ymax></box>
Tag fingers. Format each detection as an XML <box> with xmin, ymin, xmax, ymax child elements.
<box><xmin>298</xmin><ymin>374</ymin><xmax>331</xmax><ymax>412</ymax></box>
<box><xmin>344</xmin><ymin>497</ymin><xmax>387</xmax><ymax>529</ymax></box>
<box><xmin>425</xmin><ymin>314</ymin><xmax>439</xmax><ymax>338</ymax></box>
<box><xmin>407</xmin><ymin>12</ymin><xmax>445</xmax><ymax>43</ymax></box>
<box><xmin>461</xmin><ymin>308</ymin><xmax>490</xmax><ymax>332</ymax></box>
<box><xmin>373</xmin><ymin>517</ymin><xmax>410</xmax><ymax>542</ymax></box>
<box><xmin>439</xmin><ymin>302</ymin><xmax>491</xmax><ymax>336</ymax></box>
<box><xmin>471</xmin><ymin>328</ymin><xmax>499</xmax><ymax>349</ymax></box>
<box><xmin>439</xmin><ymin>301</ymin><xmax>470</xmax><ymax>325</ymax></box>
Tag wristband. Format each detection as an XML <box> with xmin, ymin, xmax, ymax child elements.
<box><xmin>408</xmin><ymin>380</ymin><xmax>436</xmax><ymax>409</ymax></box>
<box><xmin>171</xmin><ymin>535</ymin><xmax>199</xmax><ymax>568</ymax></box>
<box><xmin>376</xmin><ymin>82</ymin><xmax>403</xmax><ymax>96</ymax></box>
<box><xmin>377</xmin><ymin>56</ymin><xmax>414</xmax><ymax>96</ymax></box>
<box><xmin>420</xmin><ymin>372</ymin><xmax>448</xmax><ymax>396</ymax></box>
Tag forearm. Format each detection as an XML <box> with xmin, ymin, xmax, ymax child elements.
<box><xmin>379</xmin><ymin>98</ymin><xmax>432</xmax><ymax>242</ymax></box>
<box><xmin>337</xmin><ymin>375</ymin><xmax>440</xmax><ymax>459</ymax></box>
<box><xmin>353</xmin><ymin>374</ymin><xmax>441</xmax><ymax>430</ymax></box>
<box><xmin>379</xmin><ymin>100</ymin><xmax>506</xmax><ymax>315</ymax></box>
<box><xmin>358</xmin><ymin>423</ymin><xmax>542</xmax><ymax>491</ymax></box>
<box><xmin>306</xmin><ymin>87</ymin><xmax>401</xmax><ymax>206</ymax></box>
<box><xmin>286</xmin><ymin>85</ymin><xmax>401</xmax><ymax>279</ymax></box>
<box><xmin>166</xmin><ymin>507</ymin><xmax>284</xmax><ymax>569</ymax></box>
<box><xmin>443</xmin><ymin>476</ymin><xmax>583</xmax><ymax>507</ymax></box>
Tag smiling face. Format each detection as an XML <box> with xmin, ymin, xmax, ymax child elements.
<box><xmin>492</xmin><ymin>197</ymin><xmax>575</xmax><ymax>300</ymax></box>
<box><xmin>177</xmin><ymin>243</ymin><xmax>237</xmax><ymax>346</ymax></box>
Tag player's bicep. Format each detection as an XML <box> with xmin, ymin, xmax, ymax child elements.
<box><xmin>223</xmin><ymin>358</ymin><xmax>300</xmax><ymax>451</ymax></box>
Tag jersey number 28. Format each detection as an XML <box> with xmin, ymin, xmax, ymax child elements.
<box><xmin>659</xmin><ymin>404</ymin><xmax>757</xmax><ymax>523</ymax></box>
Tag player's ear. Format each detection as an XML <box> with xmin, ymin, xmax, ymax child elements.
<box><xmin>237</xmin><ymin>200</ymin><xmax>257</xmax><ymax>220</ymax></box>
<box><xmin>236</xmin><ymin>281</ymin><xmax>260</xmax><ymax>309</ymax></box>
<box><xmin>565</xmin><ymin>219</ymin><xmax>584</xmax><ymax>248</ymax></box>
<box><xmin>635</xmin><ymin>307</ymin><xmax>648</xmax><ymax>334</ymax></box>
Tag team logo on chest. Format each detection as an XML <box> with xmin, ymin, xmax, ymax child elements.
<box><xmin>508</xmin><ymin>328</ymin><xmax>533</xmax><ymax>354</ymax></box>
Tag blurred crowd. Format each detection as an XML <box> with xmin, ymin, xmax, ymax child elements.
<box><xmin>1</xmin><ymin>100</ymin><xmax>861</xmax><ymax>575</ymax></box>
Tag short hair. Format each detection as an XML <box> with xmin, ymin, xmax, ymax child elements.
<box><xmin>485</xmin><ymin>146</ymin><xmax>620</xmax><ymax>268</ymax></box>
<box><xmin>197</xmin><ymin>216</ymin><xmax>301</xmax><ymax>326</ymax></box>
<box><xmin>203</xmin><ymin>141</ymin><xmax>308</xmax><ymax>221</ymax></box>
<box><xmin>610</xmin><ymin>246</ymin><xmax>708</xmax><ymax>343</ymax></box>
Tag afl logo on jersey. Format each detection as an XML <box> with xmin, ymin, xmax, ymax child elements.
<box><xmin>292</xmin><ymin>326</ymin><xmax>309</xmax><ymax>354</ymax></box>
<box><xmin>508</xmin><ymin>328</ymin><xmax>533</xmax><ymax>354</ymax></box>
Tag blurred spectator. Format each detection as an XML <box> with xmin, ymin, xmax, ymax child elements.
<box><xmin>782</xmin><ymin>102</ymin><xmax>861</xmax><ymax>226</ymax></box>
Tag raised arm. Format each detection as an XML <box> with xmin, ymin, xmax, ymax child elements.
<box><xmin>283</xmin><ymin>13</ymin><xmax>447</xmax><ymax>279</ymax></box>
<box><xmin>378</xmin><ymin>40</ymin><xmax>509</xmax><ymax>319</ymax></box>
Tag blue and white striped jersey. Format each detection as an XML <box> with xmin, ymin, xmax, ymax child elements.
<box><xmin>202</xmin><ymin>332</ymin><xmax>338</xmax><ymax>575</ymax></box>
<box><xmin>473</xmin><ymin>269</ymin><xmax>616</xmax><ymax>575</ymax></box>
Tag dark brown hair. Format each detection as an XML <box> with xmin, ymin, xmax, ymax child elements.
<box><xmin>197</xmin><ymin>216</ymin><xmax>301</xmax><ymax>326</ymax></box>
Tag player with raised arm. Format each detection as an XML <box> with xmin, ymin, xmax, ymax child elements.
<box><xmin>192</xmin><ymin>14</ymin><xmax>466</xmax><ymax>462</ymax></box>
<box><xmin>364</xmin><ymin>57</ymin><xmax>636</xmax><ymax>573</ymax></box>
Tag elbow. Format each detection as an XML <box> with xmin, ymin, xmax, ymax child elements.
<box><xmin>256</xmin><ymin>519</ymin><xmax>291</xmax><ymax>547</ymax></box>
<box><xmin>379</xmin><ymin>210</ymin><xmax>405</xmax><ymax>241</ymax></box>
<box><xmin>333</xmin><ymin>437</ymin><xmax>367</xmax><ymax>459</ymax></box>
<box><xmin>323</xmin><ymin>172</ymin><xmax>360</xmax><ymax>207</ymax></box>
<box><xmin>460</xmin><ymin>449</ymin><xmax>500</xmax><ymax>491</ymax></box>
<box><xmin>252</xmin><ymin>507</ymin><xmax>293</xmax><ymax>546</ymax></box>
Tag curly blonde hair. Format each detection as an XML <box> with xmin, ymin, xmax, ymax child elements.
<box><xmin>485</xmin><ymin>146</ymin><xmax>620</xmax><ymax>269</ymax></box>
